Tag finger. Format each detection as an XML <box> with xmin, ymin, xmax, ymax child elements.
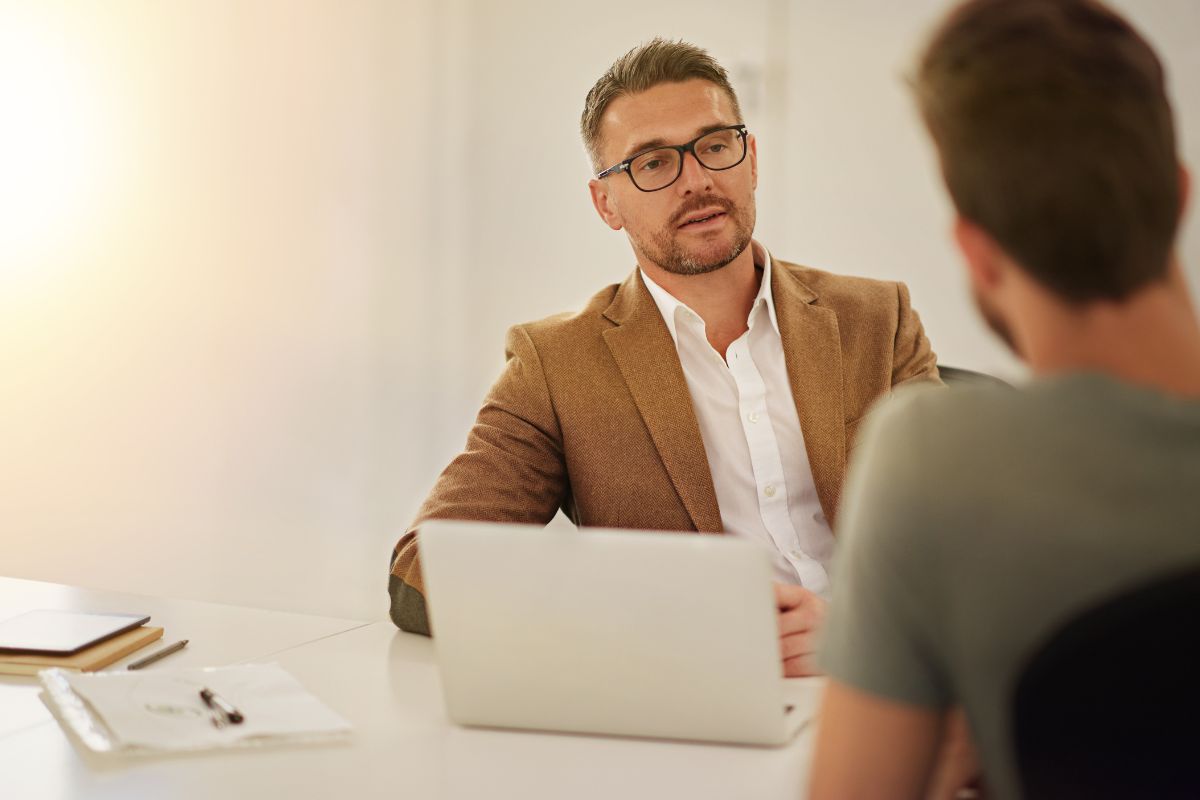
<box><xmin>782</xmin><ymin>653</ymin><xmax>821</xmax><ymax>677</ymax></box>
<box><xmin>773</xmin><ymin>582</ymin><xmax>809</xmax><ymax>611</ymax></box>
<box><xmin>803</xmin><ymin>591</ymin><xmax>828</xmax><ymax>629</ymax></box>
<box><xmin>777</xmin><ymin>605</ymin><xmax>818</xmax><ymax>637</ymax></box>
<box><xmin>779</xmin><ymin>630</ymin><xmax>816</xmax><ymax>660</ymax></box>
<box><xmin>774</xmin><ymin>585</ymin><xmax>828</xmax><ymax>627</ymax></box>
<box><xmin>928</xmin><ymin>708</ymin><xmax>984</xmax><ymax>800</ymax></box>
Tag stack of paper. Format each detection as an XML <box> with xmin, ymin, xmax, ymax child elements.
<box><xmin>0</xmin><ymin>610</ymin><xmax>163</xmax><ymax>676</ymax></box>
<box><xmin>0</xmin><ymin>626</ymin><xmax>164</xmax><ymax>675</ymax></box>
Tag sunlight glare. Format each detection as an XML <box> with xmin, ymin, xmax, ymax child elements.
<box><xmin>0</xmin><ymin>13</ymin><xmax>108</xmax><ymax>279</ymax></box>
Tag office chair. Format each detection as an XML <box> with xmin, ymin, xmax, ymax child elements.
<box><xmin>1012</xmin><ymin>564</ymin><xmax>1200</xmax><ymax>799</ymax></box>
<box><xmin>936</xmin><ymin>365</ymin><xmax>1012</xmax><ymax>388</ymax></box>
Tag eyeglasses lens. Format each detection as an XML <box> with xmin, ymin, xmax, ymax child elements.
<box><xmin>628</xmin><ymin>128</ymin><xmax>746</xmax><ymax>191</ymax></box>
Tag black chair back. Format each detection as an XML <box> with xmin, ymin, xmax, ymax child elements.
<box><xmin>1013</xmin><ymin>564</ymin><xmax>1200</xmax><ymax>799</ymax></box>
<box><xmin>937</xmin><ymin>365</ymin><xmax>1012</xmax><ymax>388</ymax></box>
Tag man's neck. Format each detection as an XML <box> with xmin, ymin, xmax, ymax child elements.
<box><xmin>640</xmin><ymin>245</ymin><xmax>760</xmax><ymax>358</ymax></box>
<box><xmin>1017</xmin><ymin>263</ymin><xmax>1200</xmax><ymax>398</ymax></box>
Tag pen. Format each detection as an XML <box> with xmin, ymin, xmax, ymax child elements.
<box><xmin>126</xmin><ymin>639</ymin><xmax>189</xmax><ymax>670</ymax></box>
<box><xmin>199</xmin><ymin>687</ymin><xmax>245</xmax><ymax>725</ymax></box>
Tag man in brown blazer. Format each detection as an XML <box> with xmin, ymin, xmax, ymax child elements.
<box><xmin>389</xmin><ymin>39</ymin><xmax>940</xmax><ymax>674</ymax></box>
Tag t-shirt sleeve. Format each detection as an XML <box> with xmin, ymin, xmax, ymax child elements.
<box><xmin>819</xmin><ymin>386</ymin><xmax>953</xmax><ymax>709</ymax></box>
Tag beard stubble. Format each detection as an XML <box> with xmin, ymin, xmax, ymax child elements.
<box><xmin>632</xmin><ymin>195</ymin><xmax>756</xmax><ymax>276</ymax></box>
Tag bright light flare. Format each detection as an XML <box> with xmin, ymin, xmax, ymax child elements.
<box><xmin>0</xmin><ymin>11</ymin><xmax>110</xmax><ymax>278</ymax></box>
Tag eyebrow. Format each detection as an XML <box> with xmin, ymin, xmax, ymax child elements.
<box><xmin>621</xmin><ymin>122</ymin><xmax>735</xmax><ymax>163</ymax></box>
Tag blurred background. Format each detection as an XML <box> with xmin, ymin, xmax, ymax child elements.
<box><xmin>2</xmin><ymin>0</ymin><xmax>1197</xmax><ymax>621</ymax></box>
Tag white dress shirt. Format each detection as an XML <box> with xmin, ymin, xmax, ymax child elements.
<box><xmin>640</xmin><ymin>243</ymin><xmax>834</xmax><ymax>596</ymax></box>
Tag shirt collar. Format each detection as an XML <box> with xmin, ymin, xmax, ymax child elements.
<box><xmin>639</xmin><ymin>240</ymin><xmax>780</xmax><ymax>348</ymax></box>
<box><xmin>755</xmin><ymin>243</ymin><xmax>781</xmax><ymax>336</ymax></box>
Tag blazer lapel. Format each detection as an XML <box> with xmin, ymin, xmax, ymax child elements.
<box><xmin>602</xmin><ymin>271</ymin><xmax>723</xmax><ymax>534</ymax></box>
<box><xmin>772</xmin><ymin>264</ymin><xmax>847</xmax><ymax>526</ymax></box>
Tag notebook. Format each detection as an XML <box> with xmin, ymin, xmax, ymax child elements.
<box><xmin>0</xmin><ymin>610</ymin><xmax>151</xmax><ymax>654</ymax></box>
<box><xmin>0</xmin><ymin>625</ymin><xmax>164</xmax><ymax>676</ymax></box>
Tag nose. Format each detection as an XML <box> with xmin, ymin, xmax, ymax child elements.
<box><xmin>674</xmin><ymin>149</ymin><xmax>714</xmax><ymax>195</ymax></box>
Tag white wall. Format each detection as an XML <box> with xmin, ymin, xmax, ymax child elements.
<box><xmin>768</xmin><ymin>0</ymin><xmax>1200</xmax><ymax>377</ymax></box>
<box><xmin>1</xmin><ymin>0</ymin><xmax>440</xmax><ymax>620</ymax></box>
<box><xmin>770</xmin><ymin>0</ymin><xmax>1016</xmax><ymax>375</ymax></box>
<box><xmin>2</xmin><ymin>0</ymin><xmax>1196</xmax><ymax>621</ymax></box>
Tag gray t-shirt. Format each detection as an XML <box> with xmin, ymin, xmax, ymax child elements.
<box><xmin>820</xmin><ymin>373</ymin><xmax>1200</xmax><ymax>800</ymax></box>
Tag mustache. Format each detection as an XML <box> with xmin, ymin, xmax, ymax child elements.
<box><xmin>670</xmin><ymin>196</ymin><xmax>735</xmax><ymax>227</ymax></box>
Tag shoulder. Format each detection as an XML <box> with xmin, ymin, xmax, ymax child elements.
<box><xmin>516</xmin><ymin>280</ymin><xmax>624</xmax><ymax>336</ymax></box>
<box><xmin>843</xmin><ymin>380</ymin><xmax>1038</xmax><ymax>552</ymax></box>
<box><xmin>500</xmin><ymin>279</ymin><xmax>630</xmax><ymax>362</ymax></box>
<box><xmin>854</xmin><ymin>383</ymin><xmax>993</xmax><ymax>495</ymax></box>
<box><xmin>860</xmin><ymin>380</ymin><xmax>1024</xmax><ymax>475</ymax></box>
<box><xmin>774</xmin><ymin>259</ymin><xmax>903</xmax><ymax>311</ymax></box>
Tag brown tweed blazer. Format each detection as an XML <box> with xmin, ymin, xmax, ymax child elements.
<box><xmin>389</xmin><ymin>259</ymin><xmax>940</xmax><ymax>633</ymax></box>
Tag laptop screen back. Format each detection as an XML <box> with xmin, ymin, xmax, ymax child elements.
<box><xmin>419</xmin><ymin>520</ymin><xmax>789</xmax><ymax>745</ymax></box>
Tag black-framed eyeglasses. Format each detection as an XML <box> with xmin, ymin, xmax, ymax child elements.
<box><xmin>595</xmin><ymin>124</ymin><xmax>749</xmax><ymax>192</ymax></box>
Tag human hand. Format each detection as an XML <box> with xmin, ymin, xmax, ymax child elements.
<box><xmin>774</xmin><ymin>582</ymin><xmax>827</xmax><ymax>677</ymax></box>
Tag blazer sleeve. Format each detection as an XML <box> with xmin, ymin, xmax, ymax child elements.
<box><xmin>388</xmin><ymin>324</ymin><xmax>568</xmax><ymax>635</ymax></box>
<box><xmin>891</xmin><ymin>282</ymin><xmax>941</xmax><ymax>387</ymax></box>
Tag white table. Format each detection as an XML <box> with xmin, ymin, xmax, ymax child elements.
<box><xmin>0</xmin><ymin>578</ymin><xmax>818</xmax><ymax>799</ymax></box>
<box><xmin>0</xmin><ymin>576</ymin><xmax>369</xmax><ymax>791</ymax></box>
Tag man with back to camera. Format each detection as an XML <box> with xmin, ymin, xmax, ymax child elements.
<box><xmin>811</xmin><ymin>0</ymin><xmax>1200</xmax><ymax>797</ymax></box>
<box><xmin>389</xmin><ymin>39</ymin><xmax>941</xmax><ymax>675</ymax></box>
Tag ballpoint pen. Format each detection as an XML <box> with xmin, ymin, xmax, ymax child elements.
<box><xmin>199</xmin><ymin>687</ymin><xmax>245</xmax><ymax>726</ymax></box>
<box><xmin>127</xmin><ymin>639</ymin><xmax>189</xmax><ymax>670</ymax></box>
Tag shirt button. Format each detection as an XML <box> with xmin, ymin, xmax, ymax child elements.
<box><xmin>764</xmin><ymin>484</ymin><xmax>777</xmax><ymax>498</ymax></box>
<box><xmin>747</xmin><ymin>411</ymin><xmax>759</xmax><ymax>424</ymax></box>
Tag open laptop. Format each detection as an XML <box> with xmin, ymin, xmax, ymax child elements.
<box><xmin>419</xmin><ymin>519</ymin><xmax>817</xmax><ymax>746</ymax></box>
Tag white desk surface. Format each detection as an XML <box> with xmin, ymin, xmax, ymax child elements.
<box><xmin>0</xmin><ymin>578</ymin><xmax>368</xmax><ymax>745</ymax></box>
<box><xmin>1</xmin><ymin>578</ymin><xmax>817</xmax><ymax>800</ymax></box>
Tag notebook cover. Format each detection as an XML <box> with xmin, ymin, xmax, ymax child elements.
<box><xmin>0</xmin><ymin>610</ymin><xmax>151</xmax><ymax>654</ymax></box>
<box><xmin>0</xmin><ymin>626</ymin><xmax>164</xmax><ymax>676</ymax></box>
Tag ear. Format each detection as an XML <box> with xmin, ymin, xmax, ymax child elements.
<box><xmin>747</xmin><ymin>132</ymin><xmax>758</xmax><ymax>191</ymax></box>
<box><xmin>588</xmin><ymin>178</ymin><xmax>624</xmax><ymax>231</ymax></box>
<box><xmin>953</xmin><ymin>217</ymin><xmax>1005</xmax><ymax>293</ymax></box>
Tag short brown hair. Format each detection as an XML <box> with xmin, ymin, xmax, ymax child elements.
<box><xmin>581</xmin><ymin>39</ymin><xmax>742</xmax><ymax>172</ymax></box>
<box><xmin>914</xmin><ymin>0</ymin><xmax>1181</xmax><ymax>302</ymax></box>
